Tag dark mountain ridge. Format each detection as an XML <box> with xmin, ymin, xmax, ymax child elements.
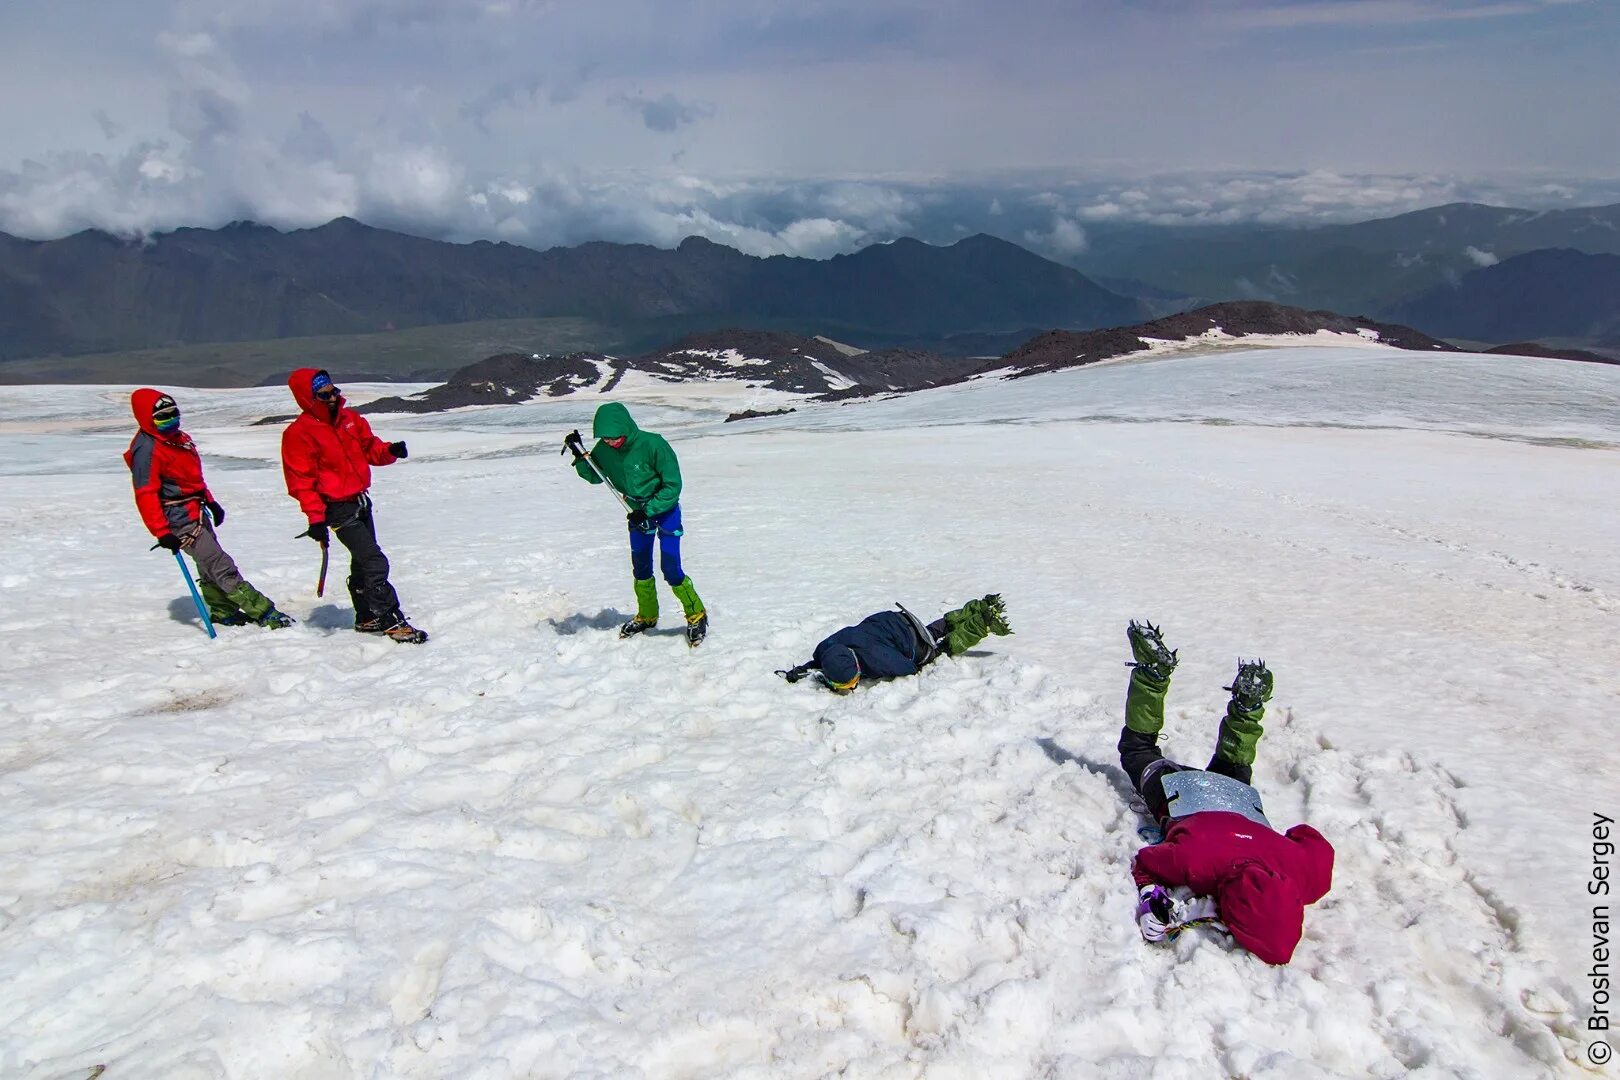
<box><xmin>0</xmin><ymin>218</ymin><xmax>1145</xmax><ymax>363</ymax></box>
<box><xmin>347</xmin><ymin>302</ymin><xmax>1482</xmax><ymax>420</ymax></box>
<box><xmin>1073</xmin><ymin>201</ymin><xmax>1620</xmax><ymax>319</ymax></box>
<box><xmin>355</xmin><ymin>328</ymin><xmax>990</xmax><ymax>414</ymax></box>
<box><xmin>1385</xmin><ymin>248</ymin><xmax>1620</xmax><ymax>343</ymax></box>
<box><xmin>991</xmin><ymin>301</ymin><xmax>1457</xmax><ymax>377</ymax></box>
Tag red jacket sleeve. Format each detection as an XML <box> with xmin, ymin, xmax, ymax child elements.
<box><xmin>352</xmin><ymin>413</ymin><xmax>397</xmax><ymax>467</ymax></box>
<box><xmin>1132</xmin><ymin>839</ymin><xmax>1191</xmax><ymax>889</ymax></box>
<box><xmin>1284</xmin><ymin>825</ymin><xmax>1336</xmax><ymax>904</ymax></box>
<box><xmin>127</xmin><ymin>435</ymin><xmax>171</xmax><ymax>537</ymax></box>
<box><xmin>281</xmin><ymin>423</ymin><xmax>328</xmax><ymax>523</ymax></box>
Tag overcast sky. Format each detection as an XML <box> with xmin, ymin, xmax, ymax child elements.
<box><xmin>1</xmin><ymin>0</ymin><xmax>1615</xmax><ymax>258</ymax></box>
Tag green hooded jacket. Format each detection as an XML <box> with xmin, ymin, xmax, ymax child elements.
<box><xmin>574</xmin><ymin>402</ymin><xmax>682</xmax><ymax>515</ymax></box>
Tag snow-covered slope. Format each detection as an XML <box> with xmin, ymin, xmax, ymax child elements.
<box><xmin>2</xmin><ymin>347</ymin><xmax>1617</xmax><ymax>1078</ymax></box>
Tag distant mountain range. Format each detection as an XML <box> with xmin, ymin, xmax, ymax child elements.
<box><xmin>1385</xmin><ymin>249</ymin><xmax>1620</xmax><ymax>345</ymax></box>
<box><xmin>0</xmin><ymin>219</ymin><xmax>1145</xmax><ymax>365</ymax></box>
<box><xmin>1073</xmin><ymin>202</ymin><xmax>1620</xmax><ymax>320</ymax></box>
<box><xmin>5</xmin><ymin>201</ymin><xmax>1619</xmax><ymax>386</ymax></box>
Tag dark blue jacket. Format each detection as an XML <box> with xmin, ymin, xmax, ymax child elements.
<box><xmin>812</xmin><ymin>609</ymin><xmax>937</xmax><ymax>686</ymax></box>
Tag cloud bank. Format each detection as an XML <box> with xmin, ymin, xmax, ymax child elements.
<box><xmin>0</xmin><ymin>0</ymin><xmax>1615</xmax><ymax>258</ymax></box>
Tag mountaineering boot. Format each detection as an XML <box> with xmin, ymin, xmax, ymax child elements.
<box><xmin>670</xmin><ymin>577</ymin><xmax>707</xmax><ymax>647</ymax></box>
<box><xmin>685</xmin><ymin>611</ymin><xmax>708</xmax><ymax>648</ymax></box>
<box><xmin>621</xmin><ymin>577</ymin><xmax>660</xmax><ymax>638</ymax></box>
<box><xmin>1126</xmin><ymin>620</ymin><xmax>1178</xmax><ymax>682</ymax></box>
<box><xmin>1124</xmin><ymin>620</ymin><xmax>1177</xmax><ymax>737</ymax></box>
<box><xmin>225</xmin><ymin>582</ymin><xmax>276</xmax><ymax>623</ymax></box>
<box><xmin>1225</xmin><ymin>658</ymin><xmax>1273</xmax><ymax>714</ymax></box>
<box><xmin>381</xmin><ymin>611</ymin><xmax>429</xmax><ymax>644</ymax></box>
<box><xmin>354</xmin><ymin>616</ymin><xmax>385</xmax><ymax>634</ymax></box>
<box><xmin>619</xmin><ymin>615</ymin><xmax>657</xmax><ymax>638</ymax></box>
<box><xmin>258</xmin><ymin>609</ymin><xmax>295</xmax><ymax>629</ymax></box>
<box><xmin>938</xmin><ymin>594</ymin><xmax>1013</xmax><ymax>656</ymax></box>
<box><xmin>1215</xmin><ymin>659</ymin><xmax>1272</xmax><ymax>768</ymax></box>
<box><xmin>199</xmin><ymin>580</ymin><xmax>245</xmax><ymax>625</ymax></box>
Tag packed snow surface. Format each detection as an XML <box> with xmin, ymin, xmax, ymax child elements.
<box><xmin>2</xmin><ymin>347</ymin><xmax>1618</xmax><ymax>1078</ymax></box>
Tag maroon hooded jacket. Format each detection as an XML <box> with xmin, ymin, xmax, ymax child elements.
<box><xmin>1133</xmin><ymin>810</ymin><xmax>1334</xmax><ymax>964</ymax></box>
<box><xmin>123</xmin><ymin>387</ymin><xmax>214</xmax><ymax>538</ymax></box>
<box><xmin>280</xmin><ymin>368</ymin><xmax>398</xmax><ymax>524</ymax></box>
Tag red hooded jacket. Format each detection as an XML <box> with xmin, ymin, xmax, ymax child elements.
<box><xmin>123</xmin><ymin>387</ymin><xmax>215</xmax><ymax>538</ymax></box>
<box><xmin>280</xmin><ymin>368</ymin><xmax>398</xmax><ymax>523</ymax></box>
<box><xmin>1133</xmin><ymin>810</ymin><xmax>1334</xmax><ymax>965</ymax></box>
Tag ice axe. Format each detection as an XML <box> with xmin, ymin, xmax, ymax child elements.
<box><xmin>295</xmin><ymin>527</ymin><xmax>330</xmax><ymax>597</ymax></box>
<box><xmin>562</xmin><ymin>428</ymin><xmax>630</xmax><ymax>512</ymax></box>
<box><xmin>152</xmin><ymin>544</ymin><xmax>217</xmax><ymax>639</ymax></box>
<box><xmin>175</xmin><ymin>551</ymin><xmax>218</xmax><ymax>638</ymax></box>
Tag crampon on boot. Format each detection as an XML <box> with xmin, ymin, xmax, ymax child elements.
<box><xmin>258</xmin><ymin>609</ymin><xmax>295</xmax><ymax>629</ymax></box>
<box><xmin>619</xmin><ymin>616</ymin><xmax>657</xmax><ymax>639</ymax></box>
<box><xmin>1225</xmin><ymin>658</ymin><xmax>1273</xmax><ymax>714</ymax></box>
<box><xmin>382</xmin><ymin>613</ymin><xmax>429</xmax><ymax>644</ymax></box>
<box><xmin>685</xmin><ymin>610</ymin><xmax>708</xmax><ymax>648</ymax></box>
<box><xmin>355</xmin><ymin>617</ymin><xmax>385</xmax><ymax>634</ymax></box>
<box><xmin>1126</xmin><ymin>619</ymin><xmax>1179</xmax><ymax>682</ymax></box>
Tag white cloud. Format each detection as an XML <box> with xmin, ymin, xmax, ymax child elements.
<box><xmin>156</xmin><ymin>30</ymin><xmax>220</xmax><ymax>58</ymax></box>
<box><xmin>1023</xmin><ymin>214</ymin><xmax>1088</xmax><ymax>256</ymax></box>
<box><xmin>1464</xmin><ymin>245</ymin><xmax>1500</xmax><ymax>267</ymax></box>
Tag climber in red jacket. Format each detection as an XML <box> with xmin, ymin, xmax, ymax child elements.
<box><xmin>1118</xmin><ymin>620</ymin><xmax>1334</xmax><ymax>964</ymax></box>
<box><xmin>124</xmin><ymin>388</ymin><xmax>292</xmax><ymax>629</ymax></box>
<box><xmin>280</xmin><ymin>369</ymin><xmax>426</xmax><ymax>644</ymax></box>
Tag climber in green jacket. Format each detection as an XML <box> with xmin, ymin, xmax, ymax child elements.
<box><xmin>566</xmin><ymin>402</ymin><xmax>708</xmax><ymax>647</ymax></box>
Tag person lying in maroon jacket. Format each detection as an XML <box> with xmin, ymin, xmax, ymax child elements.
<box><xmin>1117</xmin><ymin>620</ymin><xmax>1334</xmax><ymax>964</ymax></box>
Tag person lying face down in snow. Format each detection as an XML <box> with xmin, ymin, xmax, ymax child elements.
<box><xmin>1118</xmin><ymin>620</ymin><xmax>1334</xmax><ymax>964</ymax></box>
<box><xmin>777</xmin><ymin>595</ymin><xmax>1012</xmax><ymax>693</ymax></box>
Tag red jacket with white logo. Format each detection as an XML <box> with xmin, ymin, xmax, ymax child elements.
<box><xmin>123</xmin><ymin>387</ymin><xmax>215</xmax><ymax>538</ymax></box>
<box><xmin>280</xmin><ymin>368</ymin><xmax>398</xmax><ymax>523</ymax></box>
<box><xmin>1133</xmin><ymin>810</ymin><xmax>1334</xmax><ymax>965</ymax></box>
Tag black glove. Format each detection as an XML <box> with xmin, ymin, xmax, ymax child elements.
<box><xmin>156</xmin><ymin>533</ymin><xmax>181</xmax><ymax>552</ymax></box>
<box><xmin>627</xmin><ymin>508</ymin><xmax>650</xmax><ymax>531</ymax></box>
<box><xmin>563</xmin><ymin>430</ymin><xmax>586</xmax><ymax>460</ymax></box>
<box><xmin>206</xmin><ymin>500</ymin><xmax>225</xmax><ymax>525</ymax></box>
<box><xmin>304</xmin><ymin>523</ymin><xmax>330</xmax><ymax>544</ymax></box>
<box><xmin>389</xmin><ymin>441</ymin><xmax>408</xmax><ymax>459</ymax></box>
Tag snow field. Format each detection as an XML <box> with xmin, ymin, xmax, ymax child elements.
<box><xmin>2</xmin><ymin>348</ymin><xmax>1618</xmax><ymax>1078</ymax></box>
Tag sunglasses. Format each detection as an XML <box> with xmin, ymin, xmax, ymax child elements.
<box><xmin>314</xmin><ymin>385</ymin><xmax>342</xmax><ymax>400</ymax></box>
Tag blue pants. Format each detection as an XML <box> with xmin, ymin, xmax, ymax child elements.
<box><xmin>630</xmin><ymin>504</ymin><xmax>685</xmax><ymax>584</ymax></box>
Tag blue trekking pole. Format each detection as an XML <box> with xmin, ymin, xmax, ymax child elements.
<box><xmin>173</xmin><ymin>550</ymin><xmax>217</xmax><ymax>639</ymax></box>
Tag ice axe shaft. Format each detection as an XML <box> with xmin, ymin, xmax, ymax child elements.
<box><xmin>563</xmin><ymin>429</ymin><xmax>630</xmax><ymax>511</ymax></box>
<box><xmin>173</xmin><ymin>550</ymin><xmax>217</xmax><ymax>639</ymax></box>
<box><xmin>294</xmin><ymin>527</ymin><xmax>332</xmax><ymax>597</ymax></box>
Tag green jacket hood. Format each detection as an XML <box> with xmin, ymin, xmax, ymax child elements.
<box><xmin>592</xmin><ymin>402</ymin><xmax>640</xmax><ymax>440</ymax></box>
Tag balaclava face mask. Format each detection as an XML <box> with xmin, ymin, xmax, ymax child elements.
<box><xmin>152</xmin><ymin>394</ymin><xmax>180</xmax><ymax>435</ymax></box>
